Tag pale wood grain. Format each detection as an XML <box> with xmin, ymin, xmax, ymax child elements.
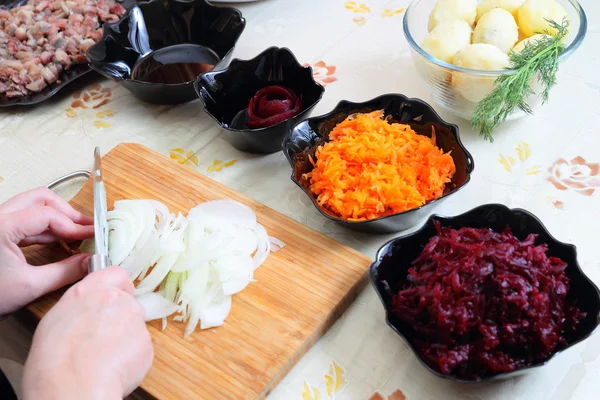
<box><xmin>23</xmin><ymin>143</ymin><xmax>372</xmax><ymax>400</ymax></box>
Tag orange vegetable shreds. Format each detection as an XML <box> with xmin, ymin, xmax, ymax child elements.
<box><xmin>304</xmin><ymin>110</ymin><xmax>456</xmax><ymax>221</ymax></box>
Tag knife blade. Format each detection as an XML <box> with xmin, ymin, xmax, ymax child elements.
<box><xmin>89</xmin><ymin>146</ymin><xmax>109</xmax><ymax>273</ymax></box>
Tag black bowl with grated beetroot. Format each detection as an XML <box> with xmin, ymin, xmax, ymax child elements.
<box><xmin>370</xmin><ymin>204</ymin><xmax>600</xmax><ymax>383</ymax></box>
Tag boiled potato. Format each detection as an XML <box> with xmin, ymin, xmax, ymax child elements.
<box><xmin>518</xmin><ymin>0</ymin><xmax>569</xmax><ymax>37</ymax></box>
<box><xmin>512</xmin><ymin>33</ymin><xmax>551</xmax><ymax>53</ymax></box>
<box><xmin>476</xmin><ymin>0</ymin><xmax>525</xmax><ymax>21</ymax></box>
<box><xmin>428</xmin><ymin>0</ymin><xmax>477</xmax><ymax>31</ymax></box>
<box><xmin>473</xmin><ymin>8</ymin><xmax>519</xmax><ymax>54</ymax></box>
<box><xmin>452</xmin><ymin>43</ymin><xmax>510</xmax><ymax>102</ymax></box>
<box><xmin>421</xmin><ymin>20</ymin><xmax>473</xmax><ymax>63</ymax></box>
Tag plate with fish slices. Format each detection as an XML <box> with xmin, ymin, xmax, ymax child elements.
<box><xmin>0</xmin><ymin>0</ymin><xmax>136</xmax><ymax>106</ymax></box>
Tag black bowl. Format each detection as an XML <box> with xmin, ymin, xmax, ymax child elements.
<box><xmin>194</xmin><ymin>46</ymin><xmax>325</xmax><ymax>154</ymax></box>
<box><xmin>0</xmin><ymin>0</ymin><xmax>137</xmax><ymax>107</ymax></box>
<box><xmin>370</xmin><ymin>204</ymin><xmax>600</xmax><ymax>383</ymax></box>
<box><xmin>87</xmin><ymin>0</ymin><xmax>245</xmax><ymax>105</ymax></box>
<box><xmin>282</xmin><ymin>94</ymin><xmax>474</xmax><ymax>234</ymax></box>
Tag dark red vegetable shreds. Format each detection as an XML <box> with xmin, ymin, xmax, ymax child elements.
<box><xmin>392</xmin><ymin>221</ymin><xmax>585</xmax><ymax>380</ymax></box>
<box><xmin>246</xmin><ymin>85</ymin><xmax>303</xmax><ymax>129</ymax></box>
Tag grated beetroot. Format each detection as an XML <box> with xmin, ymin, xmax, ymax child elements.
<box><xmin>392</xmin><ymin>221</ymin><xmax>585</xmax><ymax>380</ymax></box>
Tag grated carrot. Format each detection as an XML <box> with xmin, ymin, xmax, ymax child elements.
<box><xmin>304</xmin><ymin>110</ymin><xmax>456</xmax><ymax>221</ymax></box>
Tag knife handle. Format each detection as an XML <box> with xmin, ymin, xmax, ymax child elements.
<box><xmin>89</xmin><ymin>254</ymin><xmax>109</xmax><ymax>273</ymax></box>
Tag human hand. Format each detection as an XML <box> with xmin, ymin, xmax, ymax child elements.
<box><xmin>22</xmin><ymin>266</ymin><xmax>154</xmax><ymax>400</ymax></box>
<box><xmin>0</xmin><ymin>187</ymin><xmax>94</xmax><ymax>317</ymax></box>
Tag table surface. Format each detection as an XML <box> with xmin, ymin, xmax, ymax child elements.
<box><xmin>1</xmin><ymin>0</ymin><xmax>599</xmax><ymax>399</ymax></box>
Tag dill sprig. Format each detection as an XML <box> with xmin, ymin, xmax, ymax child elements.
<box><xmin>471</xmin><ymin>19</ymin><xmax>569</xmax><ymax>142</ymax></box>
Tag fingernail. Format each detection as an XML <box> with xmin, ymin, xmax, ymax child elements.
<box><xmin>80</xmin><ymin>255</ymin><xmax>91</xmax><ymax>275</ymax></box>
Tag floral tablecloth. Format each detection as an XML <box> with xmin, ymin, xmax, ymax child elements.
<box><xmin>1</xmin><ymin>0</ymin><xmax>600</xmax><ymax>399</ymax></box>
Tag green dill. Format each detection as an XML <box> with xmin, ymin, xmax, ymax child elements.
<box><xmin>471</xmin><ymin>18</ymin><xmax>569</xmax><ymax>142</ymax></box>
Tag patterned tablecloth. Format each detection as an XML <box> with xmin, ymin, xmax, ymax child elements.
<box><xmin>1</xmin><ymin>0</ymin><xmax>600</xmax><ymax>399</ymax></box>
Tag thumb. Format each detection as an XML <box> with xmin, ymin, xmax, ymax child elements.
<box><xmin>26</xmin><ymin>253</ymin><xmax>91</xmax><ymax>298</ymax></box>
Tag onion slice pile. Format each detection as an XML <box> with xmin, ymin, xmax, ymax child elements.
<box><xmin>90</xmin><ymin>199</ymin><xmax>282</xmax><ymax>338</ymax></box>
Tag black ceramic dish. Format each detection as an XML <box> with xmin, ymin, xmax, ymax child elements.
<box><xmin>282</xmin><ymin>94</ymin><xmax>474</xmax><ymax>234</ymax></box>
<box><xmin>87</xmin><ymin>0</ymin><xmax>245</xmax><ymax>105</ymax></box>
<box><xmin>194</xmin><ymin>46</ymin><xmax>325</xmax><ymax>154</ymax></box>
<box><xmin>370</xmin><ymin>203</ymin><xmax>600</xmax><ymax>383</ymax></box>
<box><xmin>0</xmin><ymin>0</ymin><xmax>137</xmax><ymax>107</ymax></box>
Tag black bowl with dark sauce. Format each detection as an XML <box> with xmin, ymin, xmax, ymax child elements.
<box><xmin>87</xmin><ymin>0</ymin><xmax>245</xmax><ymax>105</ymax></box>
<box><xmin>131</xmin><ymin>44</ymin><xmax>219</xmax><ymax>85</ymax></box>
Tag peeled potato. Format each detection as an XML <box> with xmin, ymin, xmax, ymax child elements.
<box><xmin>421</xmin><ymin>20</ymin><xmax>473</xmax><ymax>64</ymax></box>
<box><xmin>473</xmin><ymin>8</ymin><xmax>519</xmax><ymax>54</ymax></box>
<box><xmin>452</xmin><ymin>43</ymin><xmax>510</xmax><ymax>102</ymax></box>
<box><xmin>512</xmin><ymin>33</ymin><xmax>551</xmax><ymax>53</ymax></box>
<box><xmin>476</xmin><ymin>0</ymin><xmax>525</xmax><ymax>21</ymax></box>
<box><xmin>518</xmin><ymin>0</ymin><xmax>569</xmax><ymax>37</ymax></box>
<box><xmin>428</xmin><ymin>0</ymin><xmax>477</xmax><ymax>31</ymax></box>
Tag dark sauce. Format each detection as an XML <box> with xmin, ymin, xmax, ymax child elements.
<box><xmin>132</xmin><ymin>44</ymin><xmax>220</xmax><ymax>84</ymax></box>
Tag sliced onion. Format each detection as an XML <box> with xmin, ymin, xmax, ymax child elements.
<box><xmin>188</xmin><ymin>200</ymin><xmax>257</xmax><ymax>231</ymax></box>
<box><xmin>214</xmin><ymin>254</ymin><xmax>254</xmax><ymax>296</ymax></box>
<box><xmin>137</xmin><ymin>292</ymin><xmax>179</xmax><ymax>322</ymax></box>
<box><xmin>199</xmin><ymin>295</ymin><xmax>232</xmax><ymax>330</ymax></box>
<box><xmin>107</xmin><ymin>210</ymin><xmax>138</xmax><ymax>266</ymax></box>
<box><xmin>253</xmin><ymin>223</ymin><xmax>270</xmax><ymax>270</ymax></box>
<box><xmin>102</xmin><ymin>198</ymin><xmax>274</xmax><ymax>337</ymax></box>
<box><xmin>135</xmin><ymin>253</ymin><xmax>178</xmax><ymax>295</ymax></box>
<box><xmin>79</xmin><ymin>238</ymin><xmax>95</xmax><ymax>254</ymax></box>
<box><xmin>269</xmin><ymin>236</ymin><xmax>286</xmax><ymax>252</ymax></box>
<box><xmin>121</xmin><ymin>231</ymin><xmax>160</xmax><ymax>280</ymax></box>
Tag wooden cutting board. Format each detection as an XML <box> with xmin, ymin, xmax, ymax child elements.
<box><xmin>23</xmin><ymin>143</ymin><xmax>372</xmax><ymax>400</ymax></box>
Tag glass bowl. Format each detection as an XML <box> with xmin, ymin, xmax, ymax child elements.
<box><xmin>403</xmin><ymin>0</ymin><xmax>587</xmax><ymax>121</ymax></box>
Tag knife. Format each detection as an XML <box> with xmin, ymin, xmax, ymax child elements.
<box><xmin>89</xmin><ymin>147</ymin><xmax>109</xmax><ymax>273</ymax></box>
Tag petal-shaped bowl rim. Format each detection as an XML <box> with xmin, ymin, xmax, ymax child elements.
<box><xmin>282</xmin><ymin>93</ymin><xmax>475</xmax><ymax>227</ymax></box>
<box><xmin>194</xmin><ymin>45</ymin><xmax>325</xmax><ymax>133</ymax></box>
<box><xmin>369</xmin><ymin>203</ymin><xmax>600</xmax><ymax>383</ymax></box>
<box><xmin>87</xmin><ymin>0</ymin><xmax>245</xmax><ymax>87</ymax></box>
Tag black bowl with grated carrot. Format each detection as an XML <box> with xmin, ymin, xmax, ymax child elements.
<box><xmin>283</xmin><ymin>93</ymin><xmax>474</xmax><ymax>234</ymax></box>
<box><xmin>370</xmin><ymin>204</ymin><xmax>600</xmax><ymax>383</ymax></box>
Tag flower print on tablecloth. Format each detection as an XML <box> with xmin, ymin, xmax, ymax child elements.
<box><xmin>380</xmin><ymin>8</ymin><xmax>405</xmax><ymax>17</ymax></box>
<box><xmin>206</xmin><ymin>159</ymin><xmax>237</xmax><ymax>173</ymax></box>
<box><xmin>344</xmin><ymin>2</ymin><xmax>405</xmax><ymax>26</ymax></box>
<box><xmin>304</xmin><ymin>61</ymin><xmax>337</xmax><ymax>86</ymax></box>
<box><xmin>65</xmin><ymin>84</ymin><xmax>115</xmax><ymax>129</ymax></box>
<box><xmin>369</xmin><ymin>389</ymin><xmax>406</xmax><ymax>400</ymax></box>
<box><xmin>169</xmin><ymin>148</ymin><xmax>199</xmax><ymax>170</ymax></box>
<box><xmin>547</xmin><ymin>156</ymin><xmax>600</xmax><ymax>197</ymax></box>
<box><xmin>498</xmin><ymin>141</ymin><xmax>541</xmax><ymax>176</ymax></box>
<box><xmin>483</xmin><ymin>141</ymin><xmax>544</xmax><ymax>207</ymax></box>
<box><xmin>345</xmin><ymin>2</ymin><xmax>370</xmax><ymax>26</ymax></box>
<box><xmin>301</xmin><ymin>360</ymin><xmax>346</xmax><ymax>400</ymax></box>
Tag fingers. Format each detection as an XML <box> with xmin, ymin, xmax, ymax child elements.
<box><xmin>18</xmin><ymin>232</ymin><xmax>61</xmax><ymax>247</ymax></box>
<box><xmin>0</xmin><ymin>187</ymin><xmax>93</xmax><ymax>225</ymax></box>
<box><xmin>2</xmin><ymin>206</ymin><xmax>94</xmax><ymax>244</ymax></box>
<box><xmin>24</xmin><ymin>253</ymin><xmax>90</xmax><ymax>298</ymax></box>
<box><xmin>75</xmin><ymin>266</ymin><xmax>135</xmax><ymax>296</ymax></box>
